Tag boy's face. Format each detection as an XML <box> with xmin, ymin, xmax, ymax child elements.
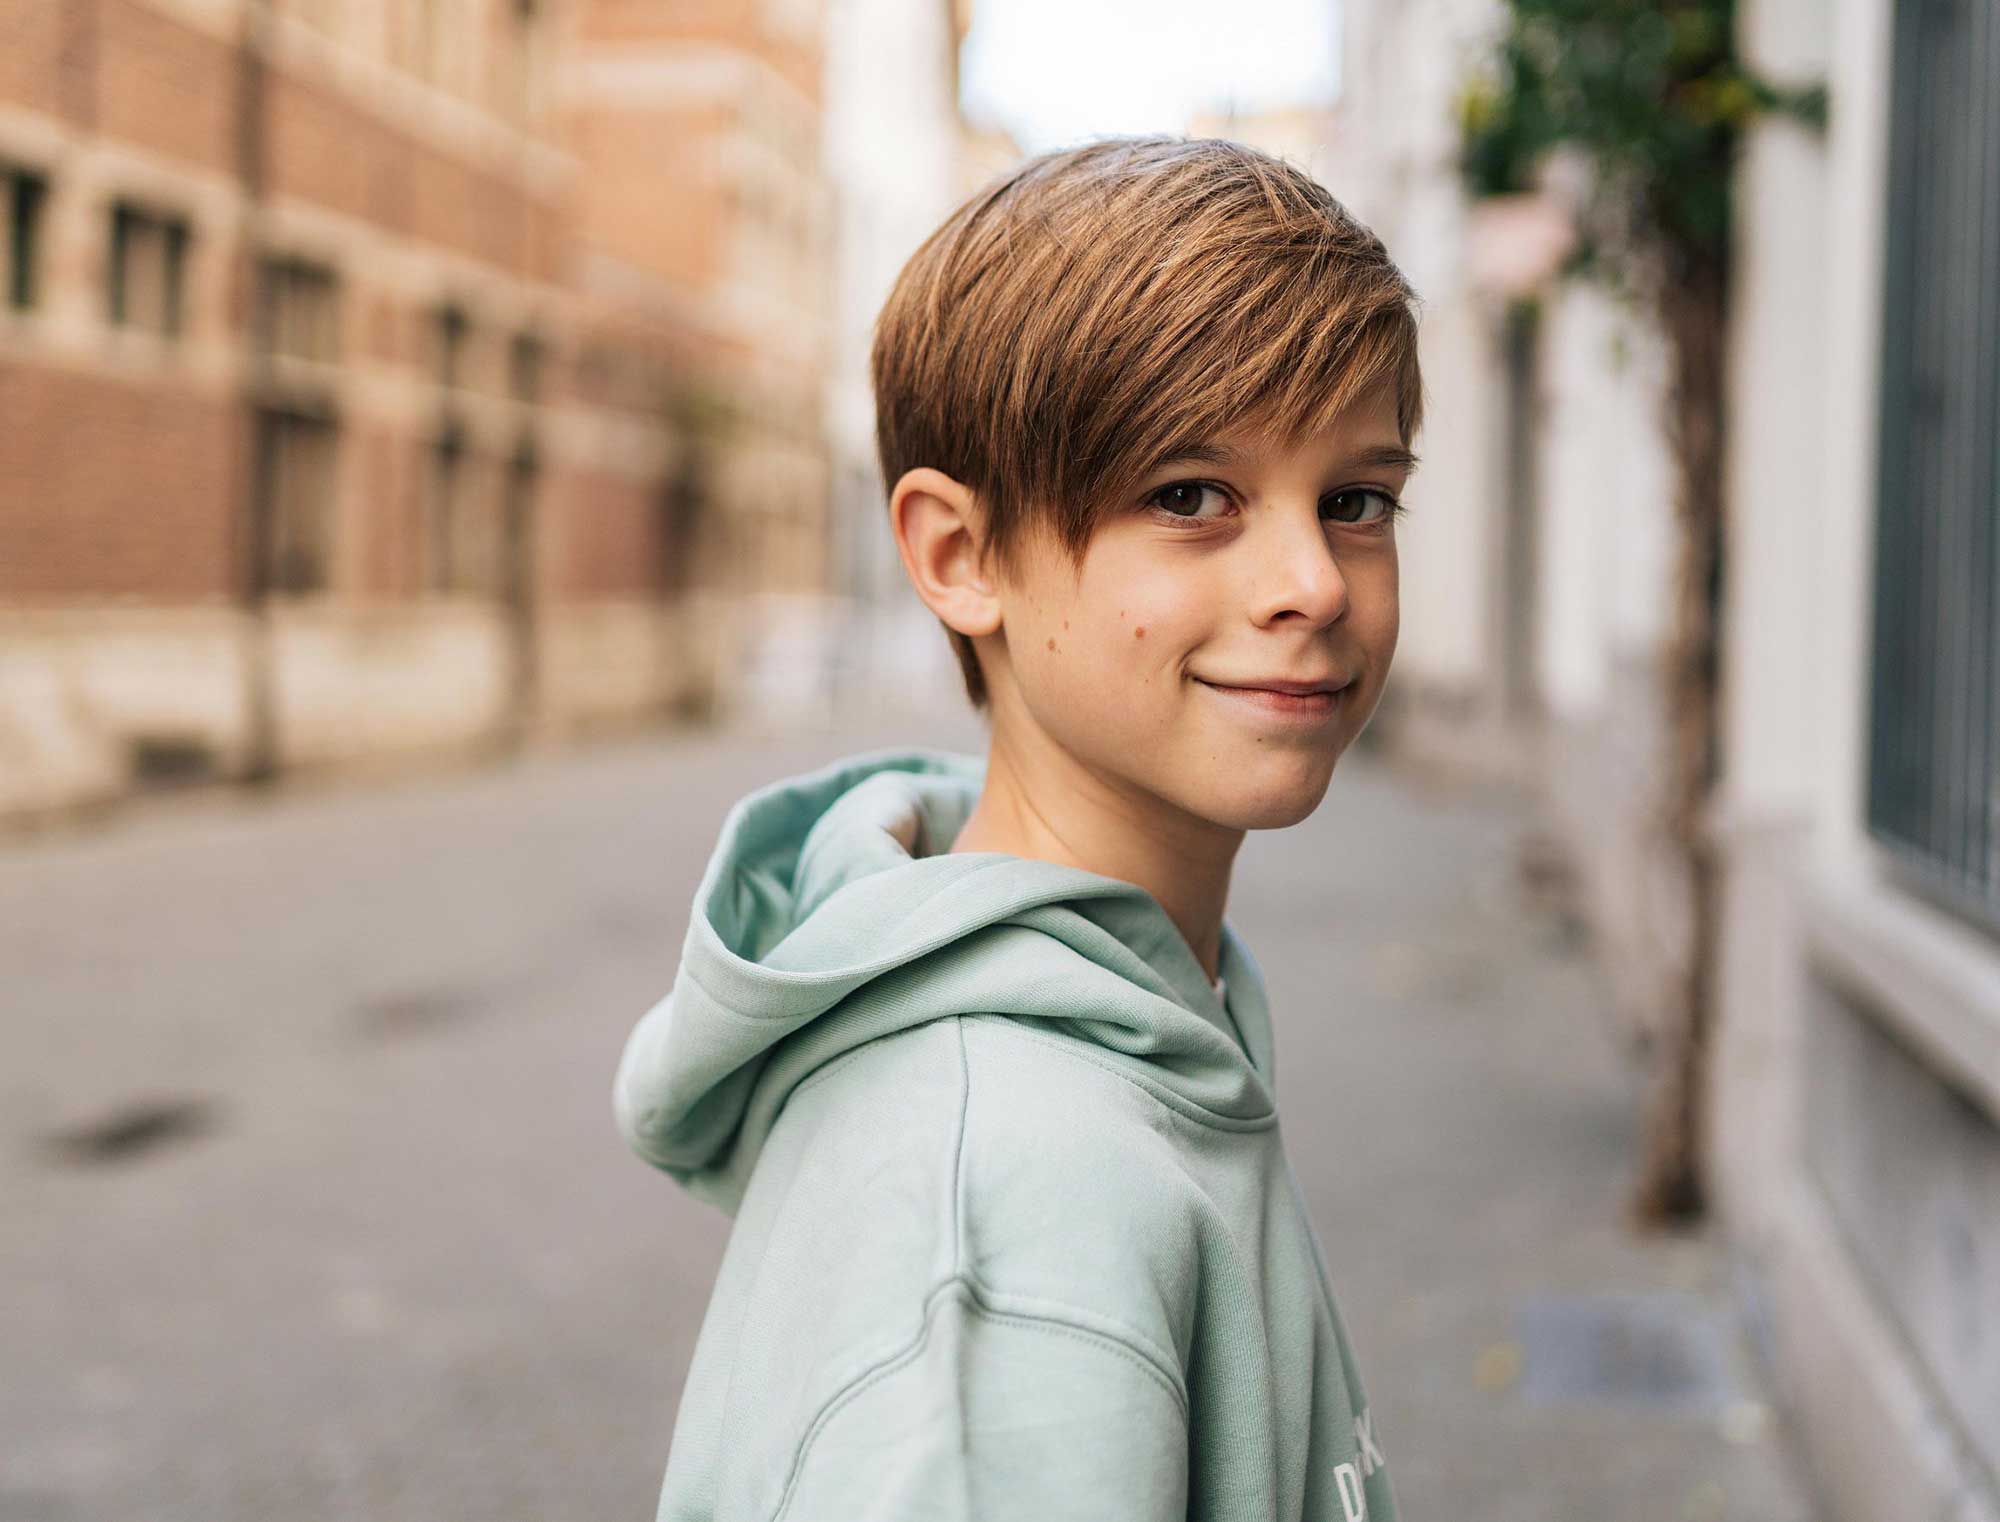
<box><xmin>978</xmin><ymin>385</ymin><xmax>1410</xmax><ymax>833</ymax></box>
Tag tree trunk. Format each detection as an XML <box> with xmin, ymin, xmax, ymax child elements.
<box><xmin>1630</xmin><ymin>243</ymin><xmax>1730</xmax><ymax>1226</ymax></box>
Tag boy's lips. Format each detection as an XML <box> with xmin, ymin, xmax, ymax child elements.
<box><xmin>1193</xmin><ymin>673</ymin><xmax>1352</xmax><ymax>695</ymax></box>
<box><xmin>1193</xmin><ymin>676</ymin><xmax>1349</xmax><ymax>724</ymax></box>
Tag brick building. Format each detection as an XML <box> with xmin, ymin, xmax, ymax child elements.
<box><xmin>0</xmin><ymin>0</ymin><xmax>835</xmax><ymax>821</ymax></box>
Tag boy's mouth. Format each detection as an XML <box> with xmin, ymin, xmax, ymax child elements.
<box><xmin>1193</xmin><ymin>677</ymin><xmax>1348</xmax><ymax>723</ymax></box>
<box><xmin>1191</xmin><ymin>672</ymin><xmax>1352</xmax><ymax>696</ymax></box>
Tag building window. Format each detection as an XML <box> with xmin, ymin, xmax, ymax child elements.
<box><xmin>5</xmin><ymin>166</ymin><xmax>47</xmax><ymax>311</ymax></box>
<box><xmin>258</xmin><ymin>255</ymin><xmax>341</xmax><ymax>362</ymax></box>
<box><xmin>508</xmin><ymin>331</ymin><xmax>543</xmax><ymax>404</ymax></box>
<box><xmin>425</xmin><ymin>303</ymin><xmax>500</xmax><ymax>594</ymax></box>
<box><xmin>1865</xmin><ymin>0</ymin><xmax>2000</xmax><ymax>933</ymax></box>
<box><xmin>502</xmin><ymin>437</ymin><xmax>537</xmax><ymax>605</ymax></box>
<box><xmin>251</xmin><ymin>251</ymin><xmax>343</xmax><ymax>595</ymax></box>
<box><xmin>432</xmin><ymin>302</ymin><xmax>470</xmax><ymax>388</ymax></box>
<box><xmin>427</xmin><ymin>423</ymin><xmax>462</xmax><ymax>591</ymax></box>
<box><xmin>108</xmin><ymin>201</ymin><xmax>191</xmax><ymax>337</ymax></box>
<box><xmin>255</xmin><ymin>407</ymin><xmax>340</xmax><ymax>594</ymax></box>
<box><xmin>426</xmin><ymin>422</ymin><xmax>499</xmax><ymax>594</ymax></box>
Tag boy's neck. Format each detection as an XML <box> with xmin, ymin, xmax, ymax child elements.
<box><xmin>947</xmin><ymin>725</ymin><xmax>1239</xmax><ymax>986</ymax></box>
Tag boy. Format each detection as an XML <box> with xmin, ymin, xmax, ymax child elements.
<box><xmin>614</xmin><ymin>134</ymin><xmax>1424</xmax><ymax>1521</ymax></box>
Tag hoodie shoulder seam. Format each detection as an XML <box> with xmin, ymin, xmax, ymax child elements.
<box><xmin>767</xmin><ymin>1273</ymin><xmax>1189</xmax><ymax>1522</ymax></box>
<box><xmin>951</xmin><ymin>1014</ymin><xmax>1191</xmax><ymax>1394</ymax></box>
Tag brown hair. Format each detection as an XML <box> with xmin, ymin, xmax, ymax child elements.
<box><xmin>870</xmin><ymin>134</ymin><xmax>1427</xmax><ymax>710</ymax></box>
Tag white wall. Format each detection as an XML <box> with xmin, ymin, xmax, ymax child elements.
<box><xmin>1535</xmin><ymin>279</ymin><xmax>1674</xmax><ymax>721</ymax></box>
<box><xmin>1322</xmin><ymin>0</ymin><xmax>1518</xmax><ymax>711</ymax></box>
<box><xmin>819</xmin><ymin>0</ymin><xmax>966</xmax><ymax>712</ymax></box>
<box><xmin>1714</xmin><ymin>0</ymin><xmax>2000</xmax><ymax>1514</ymax></box>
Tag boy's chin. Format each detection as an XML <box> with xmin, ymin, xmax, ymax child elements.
<box><xmin>1166</xmin><ymin>750</ymin><xmax>1343</xmax><ymax>832</ymax></box>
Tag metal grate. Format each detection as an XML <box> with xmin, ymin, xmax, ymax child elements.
<box><xmin>1511</xmin><ymin>1291</ymin><xmax>1740</xmax><ymax>1414</ymax></box>
<box><xmin>1866</xmin><ymin>0</ymin><xmax>2000</xmax><ymax>935</ymax></box>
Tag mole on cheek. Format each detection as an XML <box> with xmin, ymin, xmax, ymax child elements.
<box><xmin>1134</xmin><ymin>626</ymin><xmax>1145</xmax><ymax>639</ymax></box>
<box><xmin>1046</xmin><ymin>637</ymin><xmax>1057</xmax><ymax>652</ymax></box>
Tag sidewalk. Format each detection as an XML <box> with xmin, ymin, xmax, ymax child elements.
<box><xmin>0</xmin><ymin>700</ymin><xmax>1820</xmax><ymax>1520</ymax></box>
<box><xmin>1233</xmin><ymin>723</ymin><xmax>1820</xmax><ymax>1521</ymax></box>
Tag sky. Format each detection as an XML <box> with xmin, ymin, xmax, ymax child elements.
<box><xmin>958</xmin><ymin>0</ymin><xmax>1343</xmax><ymax>155</ymax></box>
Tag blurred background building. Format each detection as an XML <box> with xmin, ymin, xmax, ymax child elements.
<box><xmin>0</xmin><ymin>0</ymin><xmax>997</xmax><ymax>818</ymax></box>
<box><xmin>819</xmin><ymin>0</ymin><xmax>1011</xmax><ymax>726</ymax></box>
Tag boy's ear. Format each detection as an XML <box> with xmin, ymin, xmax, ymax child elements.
<box><xmin>888</xmin><ymin>467</ymin><xmax>1004</xmax><ymax>640</ymax></box>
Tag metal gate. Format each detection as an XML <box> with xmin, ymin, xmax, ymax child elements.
<box><xmin>1866</xmin><ymin>0</ymin><xmax>2000</xmax><ymax>935</ymax></box>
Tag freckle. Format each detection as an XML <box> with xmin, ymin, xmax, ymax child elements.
<box><xmin>1134</xmin><ymin>626</ymin><xmax>1145</xmax><ymax>638</ymax></box>
<box><xmin>1047</xmin><ymin>637</ymin><xmax>1056</xmax><ymax>651</ymax></box>
<box><xmin>1062</xmin><ymin>620</ymin><xmax>1069</xmax><ymax>630</ymax></box>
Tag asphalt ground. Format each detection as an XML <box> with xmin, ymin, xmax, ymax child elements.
<box><xmin>1</xmin><ymin>701</ymin><xmax>1818</xmax><ymax>1520</ymax></box>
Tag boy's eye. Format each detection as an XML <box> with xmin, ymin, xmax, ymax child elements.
<box><xmin>1143</xmin><ymin>481</ymin><xmax>1405</xmax><ymax>528</ymax></box>
<box><xmin>1324</xmin><ymin>488</ymin><xmax>1402</xmax><ymax>525</ymax></box>
<box><xmin>1147</xmin><ymin>481</ymin><xmax>1227</xmax><ymax>519</ymax></box>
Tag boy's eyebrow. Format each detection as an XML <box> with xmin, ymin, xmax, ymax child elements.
<box><xmin>1147</xmin><ymin>440</ymin><xmax>1422</xmax><ymax>476</ymax></box>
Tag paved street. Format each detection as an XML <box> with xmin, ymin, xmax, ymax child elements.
<box><xmin>2</xmin><ymin>705</ymin><xmax>1818</xmax><ymax>1521</ymax></box>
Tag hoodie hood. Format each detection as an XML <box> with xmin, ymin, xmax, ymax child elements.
<box><xmin>613</xmin><ymin>745</ymin><xmax>1278</xmax><ymax>1214</ymax></box>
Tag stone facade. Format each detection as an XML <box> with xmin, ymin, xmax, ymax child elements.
<box><xmin>0</xmin><ymin>0</ymin><xmax>839</xmax><ymax>824</ymax></box>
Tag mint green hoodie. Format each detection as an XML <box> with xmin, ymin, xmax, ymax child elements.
<box><xmin>613</xmin><ymin>746</ymin><xmax>1396</xmax><ymax>1522</ymax></box>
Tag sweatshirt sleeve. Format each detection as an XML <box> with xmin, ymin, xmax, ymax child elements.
<box><xmin>767</xmin><ymin>1281</ymin><xmax>1189</xmax><ymax>1522</ymax></box>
